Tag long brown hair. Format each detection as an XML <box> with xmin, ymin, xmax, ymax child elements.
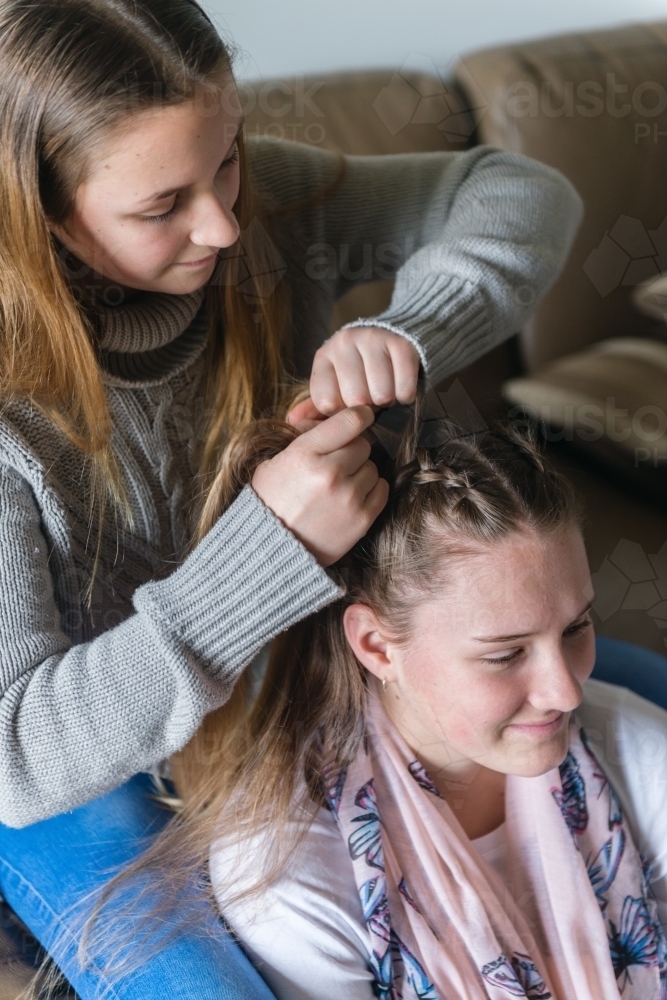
<box><xmin>62</xmin><ymin>388</ymin><xmax>582</xmax><ymax>990</ymax></box>
<box><xmin>0</xmin><ymin>0</ymin><xmax>343</xmax><ymax>603</ymax></box>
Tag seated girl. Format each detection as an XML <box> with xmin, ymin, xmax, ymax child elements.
<box><xmin>127</xmin><ymin>394</ymin><xmax>667</xmax><ymax>1000</ymax></box>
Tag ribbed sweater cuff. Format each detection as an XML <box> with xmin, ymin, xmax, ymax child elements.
<box><xmin>134</xmin><ymin>485</ymin><xmax>343</xmax><ymax>680</ymax></box>
<box><xmin>338</xmin><ymin>273</ymin><xmax>494</xmax><ymax>387</ymax></box>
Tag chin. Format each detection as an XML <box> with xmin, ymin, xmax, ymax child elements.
<box><xmin>503</xmin><ymin>734</ymin><xmax>570</xmax><ymax>778</ymax></box>
<box><xmin>161</xmin><ymin>271</ymin><xmax>213</xmax><ymax>295</ymax></box>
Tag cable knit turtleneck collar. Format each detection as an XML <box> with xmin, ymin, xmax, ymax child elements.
<box><xmin>82</xmin><ymin>285</ymin><xmax>210</xmax><ymax>386</ymax></box>
<box><xmin>90</xmin><ymin>286</ymin><xmax>206</xmax><ymax>354</ymax></box>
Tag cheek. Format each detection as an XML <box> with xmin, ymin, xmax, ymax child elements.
<box><xmin>406</xmin><ymin>658</ymin><xmax>523</xmax><ymax>748</ymax></box>
<box><xmin>125</xmin><ymin>227</ymin><xmax>179</xmax><ymax>267</ymax></box>
<box><xmin>103</xmin><ymin>222</ymin><xmax>187</xmax><ymax>279</ymax></box>
<box><xmin>72</xmin><ymin>208</ymin><xmax>180</xmax><ymax>276</ymax></box>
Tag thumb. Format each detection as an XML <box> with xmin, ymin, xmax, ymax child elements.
<box><xmin>287</xmin><ymin>396</ymin><xmax>325</xmax><ymax>427</ymax></box>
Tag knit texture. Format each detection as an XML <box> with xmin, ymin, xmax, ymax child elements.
<box><xmin>0</xmin><ymin>136</ymin><xmax>583</xmax><ymax>826</ymax></box>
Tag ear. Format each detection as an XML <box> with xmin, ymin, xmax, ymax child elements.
<box><xmin>343</xmin><ymin>603</ymin><xmax>397</xmax><ymax>683</ymax></box>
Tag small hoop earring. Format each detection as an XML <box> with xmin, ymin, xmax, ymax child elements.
<box><xmin>381</xmin><ymin>677</ymin><xmax>387</xmax><ymax>692</ymax></box>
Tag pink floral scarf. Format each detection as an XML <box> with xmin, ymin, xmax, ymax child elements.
<box><xmin>324</xmin><ymin>692</ymin><xmax>667</xmax><ymax>1000</ymax></box>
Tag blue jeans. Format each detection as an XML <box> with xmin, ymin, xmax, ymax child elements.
<box><xmin>0</xmin><ymin>772</ymin><xmax>275</xmax><ymax>1000</ymax></box>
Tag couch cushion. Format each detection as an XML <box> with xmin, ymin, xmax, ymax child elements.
<box><xmin>503</xmin><ymin>337</ymin><xmax>667</xmax><ymax>503</ymax></box>
<box><xmin>454</xmin><ymin>21</ymin><xmax>667</xmax><ymax>371</ymax></box>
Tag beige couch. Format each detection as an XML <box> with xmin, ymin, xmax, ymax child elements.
<box><xmin>5</xmin><ymin>17</ymin><xmax>667</xmax><ymax>998</ymax></box>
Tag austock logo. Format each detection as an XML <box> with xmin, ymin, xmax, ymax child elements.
<box><xmin>372</xmin><ymin>54</ymin><xmax>486</xmax><ymax>143</ymax></box>
<box><xmin>583</xmin><ymin>214</ymin><xmax>667</xmax><ymax>298</ymax></box>
<box><xmin>592</xmin><ymin>538</ymin><xmax>667</xmax><ymax>645</ymax></box>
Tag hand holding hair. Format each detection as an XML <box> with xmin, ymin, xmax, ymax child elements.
<box><xmin>309</xmin><ymin>326</ymin><xmax>421</xmax><ymax>415</ymax></box>
<box><xmin>251</xmin><ymin>404</ymin><xmax>389</xmax><ymax>567</ymax></box>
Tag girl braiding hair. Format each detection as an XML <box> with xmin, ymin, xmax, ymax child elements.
<box><xmin>0</xmin><ymin>0</ymin><xmax>586</xmax><ymax>994</ymax></box>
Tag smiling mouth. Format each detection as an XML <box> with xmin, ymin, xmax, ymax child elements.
<box><xmin>176</xmin><ymin>253</ymin><xmax>217</xmax><ymax>267</ymax></box>
<box><xmin>507</xmin><ymin>712</ymin><xmax>565</xmax><ymax>736</ymax></box>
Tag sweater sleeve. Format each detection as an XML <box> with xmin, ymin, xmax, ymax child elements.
<box><xmin>248</xmin><ymin>137</ymin><xmax>584</xmax><ymax>386</ymax></box>
<box><xmin>0</xmin><ymin>466</ymin><xmax>341</xmax><ymax>828</ymax></box>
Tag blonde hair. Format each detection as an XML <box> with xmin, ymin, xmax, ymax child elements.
<box><xmin>65</xmin><ymin>388</ymin><xmax>581</xmax><ymax>989</ymax></box>
<box><xmin>0</xmin><ymin>0</ymin><xmax>344</xmax><ymax>604</ymax></box>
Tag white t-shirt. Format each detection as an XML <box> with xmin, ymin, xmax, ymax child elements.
<box><xmin>210</xmin><ymin>679</ymin><xmax>667</xmax><ymax>1000</ymax></box>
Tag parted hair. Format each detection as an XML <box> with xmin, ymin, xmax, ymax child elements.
<box><xmin>61</xmin><ymin>383</ymin><xmax>582</xmax><ymax>990</ymax></box>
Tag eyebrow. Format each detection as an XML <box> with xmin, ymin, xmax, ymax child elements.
<box><xmin>138</xmin><ymin>117</ymin><xmax>245</xmax><ymax>205</ymax></box>
<box><xmin>471</xmin><ymin>602</ymin><xmax>593</xmax><ymax>643</ymax></box>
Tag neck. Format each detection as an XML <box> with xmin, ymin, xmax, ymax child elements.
<box><xmin>430</xmin><ymin>760</ymin><xmax>506</xmax><ymax>839</ymax></box>
<box><xmin>380</xmin><ymin>681</ymin><xmax>506</xmax><ymax>839</ymax></box>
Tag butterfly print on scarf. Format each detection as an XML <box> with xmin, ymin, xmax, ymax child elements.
<box><xmin>349</xmin><ymin>779</ymin><xmax>385</xmax><ymax>870</ymax></box>
<box><xmin>639</xmin><ymin>846</ymin><xmax>667</xmax><ymax>987</ymax></box>
<box><xmin>322</xmin><ymin>764</ymin><xmax>348</xmax><ymax>815</ymax></box>
<box><xmin>588</xmin><ymin>828</ymin><xmax>626</xmax><ymax>912</ymax></box>
<box><xmin>580</xmin><ymin>728</ymin><xmax>623</xmax><ymax>829</ymax></box>
<box><xmin>481</xmin><ymin>952</ymin><xmax>551</xmax><ymax>999</ymax></box>
<box><xmin>408</xmin><ymin>761</ymin><xmax>444</xmax><ymax>798</ymax></box>
<box><xmin>398</xmin><ymin>877</ymin><xmax>420</xmax><ymax>913</ymax></box>
<box><xmin>391</xmin><ymin>932</ymin><xmax>440</xmax><ymax>1000</ymax></box>
<box><xmin>580</xmin><ymin>728</ymin><xmax>608</xmax><ymax>790</ymax></box>
<box><xmin>360</xmin><ymin>876</ymin><xmax>391</xmax><ymax>942</ymax></box>
<box><xmin>608</xmin><ymin>895</ymin><xmax>660</xmax><ymax>986</ymax></box>
<box><xmin>551</xmin><ymin>750</ymin><xmax>588</xmax><ymax>837</ymax></box>
<box><xmin>608</xmin><ymin>781</ymin><xmax>623</xmax><ymax>830</ymax></box>
<box><xmin>369</xmin><ymin>946</ymin><xmax>393</xmax><ymax>1000</ymax></box>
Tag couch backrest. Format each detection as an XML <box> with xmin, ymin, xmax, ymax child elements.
<box><xmin>455</xmin><ymin>20</ymin><xmax>667</xmax><ymax>371</ymax></box>
<box><xmin>243</xmin><ymin>68</ymin><xmax>476</xmax><ymax>155</ymax></box>
<box><xmin>243</xmin><ymin>68</ymin><xmax>478</xmax><ymax>331</ymax></box>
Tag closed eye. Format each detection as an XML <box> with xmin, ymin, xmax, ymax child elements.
<box><xmin>563</xmin><ymin>616</ymin><xmax>592</xmax><ymax>638</ymax></box>
<box><xmin>480</xmin><ymin>616</ymin><xmax>592</xmax><ymax>667</ymax></box>
<box><xmin>481</xmin><ymin>647</ymin><xmax>523</xmax><ymax>666</ymax></box>
<box><xmin>141</xmin><ymin>144</ymin><xmax>240</xmax><ymax>224</ymax></box>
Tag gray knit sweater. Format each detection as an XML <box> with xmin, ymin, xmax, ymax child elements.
<box><xmin>0</xmin><ymin>136</ymin><xmax>583</xmax><ymax>827</ymax></box>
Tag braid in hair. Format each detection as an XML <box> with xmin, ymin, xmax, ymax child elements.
<box><xmin>353</xmin><ymin>388</ymin><xmax>582</xmax><ymax>614</ymax></box>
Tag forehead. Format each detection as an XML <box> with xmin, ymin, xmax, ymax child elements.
<box><xmin>413</xmin><ymin>526</ymin><xmax>591</xmax><ymax>636</ymax></box>
<box><xmin>79</xmin><ymin>81</ymin><xmax>242</xmax><ymax>200</ymax></box>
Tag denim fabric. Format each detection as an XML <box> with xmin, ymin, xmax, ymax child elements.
<box><xmin>0</xmin><ymin>773</ymin><xmax>276</xmax><ymax>1000</ymax></box>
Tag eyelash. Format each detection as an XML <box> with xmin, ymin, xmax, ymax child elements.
<box><xmin>481</xmin><ymin>617</ymin><xmax>593</xmax><ymax>666</ymax></box>
<box><xmin>142</xmin><ymin>145</ymin><xmax>240</xmax><ymax>224</ymax></box>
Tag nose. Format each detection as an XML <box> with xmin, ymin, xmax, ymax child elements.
<box><xmin>528</xmin><ymin>645</ymin><xmax>583</xmax><ymax>715</ymax></box>
<box><xmin>189</xmin><ymin>191</ymin><xmax>240</xmax><ymax>250</ymax></box>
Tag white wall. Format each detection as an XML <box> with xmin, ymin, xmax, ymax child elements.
<box><xmin>202</xmin><ymin>0</ymin><xmax>667</xmax><ymax>82</ymax></box>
